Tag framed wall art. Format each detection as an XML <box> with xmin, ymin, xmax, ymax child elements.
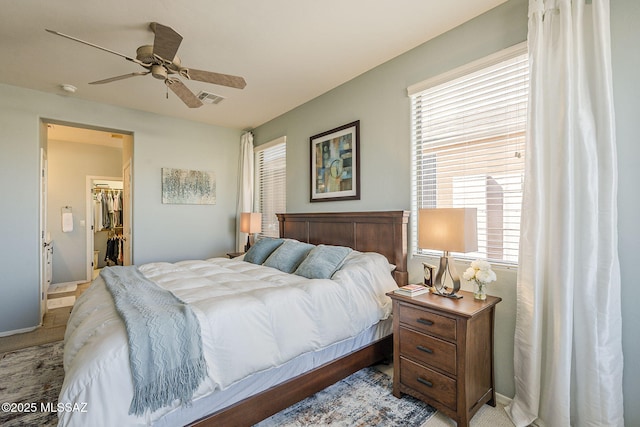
<box><xmin>161</xmin><ymin>168</ymin><xmax>216</xmax><ymax>205</ymax></box>
<box><xmin>310</xmin><ymin>120</ymin><xmax>360</xmax><ymax>202</ymax></box>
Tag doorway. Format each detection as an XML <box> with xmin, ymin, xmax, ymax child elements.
<box><xmin>86</xmin><ymin>177</ymin><xmax>123</xmax><ymax>281</ymax></box>
<box><xmin>41</xmin><ymin>121</ymin><xmax>133</xmax><ymax>315</ymax></box>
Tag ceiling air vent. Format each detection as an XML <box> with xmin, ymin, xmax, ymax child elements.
<box><xmin>196</xmin><ymin>91</ymin><xmax>225</xmax><ymax>105</ymax></box>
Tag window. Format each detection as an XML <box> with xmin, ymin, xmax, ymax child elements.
<box><xmin>410</xmin><ymin>43</ymin><xmax>528</xmax><ymax>264</ymax></box>
<box><xmin>254</xmin><ymin>137</ymin><xmax>286</xmax><ymax>238</ymax></box>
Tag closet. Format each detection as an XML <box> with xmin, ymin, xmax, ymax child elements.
<box><xmin>92</xmin><ymin>183</ymin><xmax>124</xmax><ymax>270</ymax></box>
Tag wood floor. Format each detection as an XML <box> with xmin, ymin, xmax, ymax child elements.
<box><xmin>0</xmin><ymin>281</ymin><xmax>90</xmax><ymax>353</ymax></box>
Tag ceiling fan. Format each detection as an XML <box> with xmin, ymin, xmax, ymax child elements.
<box><xmin>45</xmin><ymin>22</ymin><xmax>246</xmax><ymax>108</ymax></box>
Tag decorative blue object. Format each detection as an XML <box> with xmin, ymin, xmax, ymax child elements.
<box><xmin>295</xmin><ymin>245</ymin><xmax>352</xmax><ymax>279</ymax></box>
<box><xmin>244</xmin><ymin>238</ymin><xmax>284</xmax><ymax>265</ymax></box>
<box><xmin>263</xmin><ymin>240</ymin><xmax>315</xmax><ymax>273</ymax></box>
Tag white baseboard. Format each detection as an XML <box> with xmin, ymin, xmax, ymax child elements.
<box><xmin>0</xmin><ymin>325</ymin><xmax>38</xmax><ymax>338</ymax></box>
<box><xmin>496</xmin><ymin>392</ymin><xmax>512</xmax><ymax>407</ymax></box>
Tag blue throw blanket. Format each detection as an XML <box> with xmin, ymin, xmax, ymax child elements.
<box><xmin>101</xmin><ymin>266</ymin><xmax>208</xmax><ymax>415</ymax></box>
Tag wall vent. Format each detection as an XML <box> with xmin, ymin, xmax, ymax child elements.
<box><xmin>196</xmin><ymin>91</ymin><xmax>225</xmax><ymax>105</ymax></box>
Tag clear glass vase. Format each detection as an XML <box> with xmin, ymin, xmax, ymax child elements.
<box><xmin>474</xmin><ymin>281</ymin><xmax>487</xmax><ymax>300</ymax></box>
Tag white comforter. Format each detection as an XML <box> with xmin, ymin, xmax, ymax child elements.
<box><xmin>58</xmin><ymin>251</ymin><xmax>397</xmax><ymax>426</ymax></box>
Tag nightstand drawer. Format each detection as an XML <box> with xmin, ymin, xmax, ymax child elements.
<box><xmin>400</xmin><ymin>357</ymin><xmax>457</xmax><ymax>410</ymax></box>
<box><xmin>399</xmin><ymin>303</ymin><xmax>457</xmax><ymax>341</ymax></box>
<box><xmin>399</xmin><ymin>327</ymin><xmax>457</xmax><ymax>375</ymax></box>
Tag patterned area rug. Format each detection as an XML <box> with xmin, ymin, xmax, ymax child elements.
<box><xmin>0</xmin><ymin>341</ymin><xmax>64</xmax><ymax>427</ymax></box>
<box><xmin>256</xmin><ymin>367</ymin><xmax>436</xmax><ymax>427</ymax></box>
<box><xmin>0</xmin><ymin>343</ymin><xmax>435</xmax><ymax>427</ymax></box>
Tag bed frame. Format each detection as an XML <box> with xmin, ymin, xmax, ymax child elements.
<box><xmin>190</xmin><ymin>210</ymin><xmax>409</xmax><ymax>427</ymax></box>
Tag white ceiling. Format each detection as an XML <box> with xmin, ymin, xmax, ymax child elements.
<box><xmin>47</xmin><ymin>123</ymin><xmax>126</xmax><ymax>148</ymax></box>
<box><xmin>1</xmin><ymin>0</ymin><xmax>507</xmax><ymax>130</ymax></box>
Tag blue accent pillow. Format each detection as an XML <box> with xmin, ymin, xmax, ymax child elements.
<box><xmin>263</xmin><ymin>240</ymin><xmax>315</xmax><ymax>273</ymax></box>
<box><xmin>294</xmin><ymin>245</ymin><xmax>353</xmax><ymax>279</ymax></box>
<box><xmin>243</xmin><ymin>238</ymin><xmax>284</xmax><ymax>265</ymax></box>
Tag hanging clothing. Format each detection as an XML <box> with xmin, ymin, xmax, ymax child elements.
<box><xmin>112</xmin><ymin>190</ymin><xmax>122</xmax><ymax>227</ymax></box>
<box><xmin>105</xmin><ymin>235</ymin><xmax>123</xmax><ymax>266</ymax></box>
<box><xmin>107</xmin><ymin>191</ymin><xmax>115</xmax><ymax>229</ymax></box>
<box><xmin>101</xmin><ymin>190</ymin><xmax>111</xmax><ymax>230</ymax></box>
<box><xmin>118</xmin><ymin>191</ymin><xmax>123</xmax><ymax>226</ymax></box>
<box><xmin>94</xmin><ymin>192</ymin><xmax>103</xmax><ymax>232</ymax></box>
<box><xmin>118</xmin><ymin>237</ymin><xmax>124</xmax><ymax>265</ymax></box>
<box><xmin>94</xmin><ymin>188</ymin><xmax>124</xmax><ymax>230</ymax></box>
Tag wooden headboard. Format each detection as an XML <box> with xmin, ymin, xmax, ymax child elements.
<box><xmin>277</xmin><ymin>211</ymin><xmax>409</xmax><ymax>286</ymax></box>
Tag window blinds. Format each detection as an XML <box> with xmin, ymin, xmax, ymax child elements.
<box><xmin>410</xmin><ymin>44</ymin><xmax>528</xmax><ymax>264</ymax></box>
<box><xmin>254</xmin><ymin>139</ymin><xmax>286</xmax><ymax>238</ymax></box>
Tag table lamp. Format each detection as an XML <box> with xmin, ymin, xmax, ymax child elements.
<box><xmin>418</xmin><ymin>208</ymin><xmax>477</xmax><ymax>298</ymax></box>
<box><xmin>240</xmin><ymin>212</ymin><xmax>262</xmax><ymax>252</ymax></box>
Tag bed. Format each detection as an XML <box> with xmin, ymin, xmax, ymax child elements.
<box><xmin>58</xmin><ymin>210</ymin><xmax>409</xmax><ymax>427</ymax></box>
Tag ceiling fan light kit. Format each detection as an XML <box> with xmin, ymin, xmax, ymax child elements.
<box><xmin>135</xmin><ymin>45</ymin><xmax>157</xmax><ymax>64</ymax></box>
<box><xmin>151</xmin><ymin>64</ymin><xmax>168</xmax><ymax>80</ymax></box>
<box><xmin>46</xmin><ymin>22</ymin><xmax>246</xmax><ymax>108</ymax></box>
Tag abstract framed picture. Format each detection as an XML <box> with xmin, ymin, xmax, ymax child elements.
<box><xmin>161</xmin><ymin>168</ymin><xmax>216</xmax><ymax>205</ymax></box>
<box><xmin>310</xmin><ymin>120</ymin><xmax>360</xmax><ymax>202</ymax></box>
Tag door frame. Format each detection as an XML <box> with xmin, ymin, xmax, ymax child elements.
<box><xmin>122</xmin><ymin>159</ymin><xmax>133</xmax><ymax>266</ymax></box>
<box><xmin>39</xmin><ymin>146</ymin><xmax>48</xmax><ymax>322</ymax></box>
<box><xmin>85</xmin><ymin>176</ymin><xmax>122</xmax><ymax>281</ymax></box>
<box><xmin>42</xmin><ymin>118</ymin><xmax>134</xmax><ymax>288</ymax></box>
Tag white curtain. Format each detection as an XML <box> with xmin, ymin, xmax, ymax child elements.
<box><xmin>236</xmin><ymin>132</ymin><xmax>254</xmax><ymax>251</ymax></box>
<box><xmin>506</xmin><ymin>1</ymin><xmax>623</xmax><ymax>426</ymax></box>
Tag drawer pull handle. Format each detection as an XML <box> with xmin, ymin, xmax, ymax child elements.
<box><xmin>417</xmin><ymin>318</ymin><xmax>434</xmax><ymax>326</ymax></box>
<box><xmin>417</xmin><ymin>345</ymin><xmax>433</xmax><ymax>354</ymax></box>
<box><xmin>417</xmin><ymin>377</ymin><xmax>433</xmax><ymax>388</ymax></box>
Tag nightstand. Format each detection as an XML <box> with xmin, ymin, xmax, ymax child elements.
<box><xmin>387</xmin><ymin>289</ymin><xmax>501</xmax><ymax>427</ymax></box>
<box><xmin>226</xmin><ymin>252</ymin><xmax>245</xmax><ymax>259</ymax></box>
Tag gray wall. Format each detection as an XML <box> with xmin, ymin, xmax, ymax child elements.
<box><xmin>0</xmin><ymin>83</ymin><xmax>241</xmax><ymax>334</ymax></box>
<box><xmin>47</xmin><ymin>139</ymin><xmax>122</xmax><ymax>283</ymax></box>
<box><xmin>611</xmin><ymin>0</ymin><xmax>640</xmax><ymax>425</ymax></box>
<box><xmin>253</xmin><ymin>0</ymin><xmax>527</xmax><ymax>399</ymax></box>
<box><xmin>254</xmin><ymin>0</ymin><xmax>640</xmax><ymax>424</ymax></box>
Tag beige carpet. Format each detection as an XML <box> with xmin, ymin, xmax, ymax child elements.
<box><xmin>421</xmin><ymin>402</ymin><xmax>514</xmax><ymax>427</ymax></box>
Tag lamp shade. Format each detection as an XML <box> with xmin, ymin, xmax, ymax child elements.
<box><xmin>418</xmin><ymin>208</ymin><xmax>478</xmax><ymax>253</ymax></box>
<box><xmin>240</xmin><ymin>212</ymin><xmax>262</xmax><ymax>234</ymax></box>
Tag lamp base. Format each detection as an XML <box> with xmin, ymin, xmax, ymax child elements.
<box><xmin>431</xmin><ymin>289</ymin><xmax>463</xmax><ymax>299</ymax></box>
<box><xmin>244</xmin><ymin>235</ymin><xmax>251</xmax><ymax>252</ymax></box>
<box><xmin>431</xmin><ymin>254</ymin><xmax>463</xmax><ymax>299</ymax></box>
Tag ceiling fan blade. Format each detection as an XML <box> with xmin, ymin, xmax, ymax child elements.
<box><xmin>45</xmin><ymin>29</ymin><xmax>145</xmax><ymax>65</ymax></box>
<box><xmin>184</xmin><ymin>68</ymin><xmax>247</xmax><ymax>89</ymax></box>
<box><xmin>165</xmin><ymin>79</ymin><xmax>203</xmax><ymax>108</ymax></box>
<box><xmin>149</xmin><ymin>22</ymin><xmax>183</xmax><ymax>62</ymax></box>
<box><xmin>89</xmin><ymin>71</ymin><xmax>150</xmax><ymax>85</ymax></box>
